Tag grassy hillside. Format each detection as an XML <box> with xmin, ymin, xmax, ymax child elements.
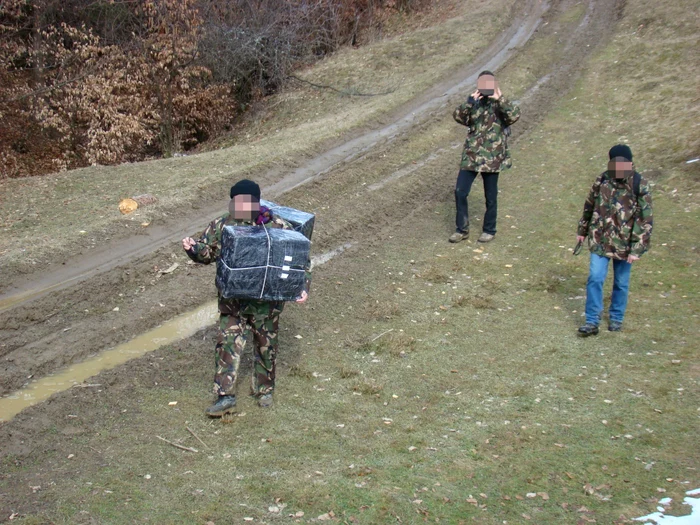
<box><xmin>1</xmin><ymin>0</ymin><xmax>698</xmax><ymax>523</ymax></box>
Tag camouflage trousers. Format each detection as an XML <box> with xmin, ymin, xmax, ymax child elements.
<box><xmin>214</xmin><ymin>311</ymin><xmax>280</xmax><ymax>397</ymax></box>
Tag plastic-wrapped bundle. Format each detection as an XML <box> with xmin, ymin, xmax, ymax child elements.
<box><xmin>216</xmin><ymin>225</ymin><xmax>310</xmax><ymax>301</ymax></box>
<box><xmin>260</xmin><ymin>199</ymin><xmax>315</xmax><ymax>240</ymax></box>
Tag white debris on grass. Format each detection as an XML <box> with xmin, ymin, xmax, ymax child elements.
<box><xmin>634</xmin><ymin>488</ymin><xmax>700</xmax><ymax>524</ymax></box>
<box><xmin>311</xmin><ymin>243</ymin><xmax>352</xmax><ymax>269</ymax></box>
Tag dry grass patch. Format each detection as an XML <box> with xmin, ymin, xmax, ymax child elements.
<box><xmin>382</xmin><ymin>332</ymin><xmax>417</xmax><ymax>357</ymax></box>
<box><xmin>352</xmin><ymin>379</ymin><xmax>384</xmax><ymax>396</ymax></box>
<box><xmin>288</xmin><ymin>364</ymin><xmax>314</xmax><ymax>380</ymax></box>
<box><xmin>452</xmin><ymin>293</ymin><xmax>498</xmax><ymax>310</ymax></box>
<box><xmin>362</xmin><ymin>299</ymin><xmax>402</xmax><ymax>321</ymax></box>
<box><xmin>338</xmin><ymin>366</ymin><xmax>360</xmax><ymax>379</ymax></box>
<box><xmin>419</xmin><ymin>264</ymin><xmax>450</xmax><ymax>283</ymax></box>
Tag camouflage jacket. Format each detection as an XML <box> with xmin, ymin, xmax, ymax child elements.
<box><xmin>185</xmin><ymin>212</ymin><xmax>312</xmax><ymax>316</ymax></box>
<box><xmin>453</xmin><ymin>95</ymin><xmax>521</xmax><ymax>172</ymax></box>
<box><xmin>577</xmin><ymin>172</ymin><xmax>653</xmax><ymax>260</ymax></box>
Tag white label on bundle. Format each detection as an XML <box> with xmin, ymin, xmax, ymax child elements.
<box><xmin>282</xmin><ymin>265</ymin><xmax>290</xmax><ymax>271</ymax></box>
<box><xmin>284</xmin><ymin>256</ymin><xmax>293</xmax><ymax>262</ymax></box>
<box><xmin>280</xmin><ymin>273</ymin><xmax>289</xmax><ymax>279</ymax></box>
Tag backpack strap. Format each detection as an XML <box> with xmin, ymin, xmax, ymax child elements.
<box><xmin>600</xmin><ymin>170</ymin><xmax>640</xmax><ymax>197</ymax></box>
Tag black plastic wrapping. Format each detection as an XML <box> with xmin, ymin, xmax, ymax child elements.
<box><xmin>216</xmin><ymin>225</ymin><xmax>310</xmax><ymax>301</ymax></box>
<box><xmin>260</xmin><ymin>199</ymin><xmax>315</xmax><ymax>240</ymax></box>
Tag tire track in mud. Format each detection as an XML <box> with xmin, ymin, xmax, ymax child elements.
<box><xmin>298</xmin><ymin>0</ymin><xmax>623</xmax><ymax>260</ymax></box>
<box><xmin>0</xmin><ymin>0</ymin><xmax>546</xmax><ymax>315</ymax></box>
<box><xmin>0</xmin><ymin>244</ymin><xmax>353</xmax><ymax>422</ymax></box>
<box><xmin>0</xmin><ymin>0</ymin><xmax>623</xmax><ymax>400</ymax></box>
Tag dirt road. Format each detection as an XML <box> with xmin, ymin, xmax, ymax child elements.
<box><xmin>0</xmin><ymin>0</ymin><xmax>546</xmax><ymax>315</ymax></box>
<box><xmin>0</xmin><ymin>0</ymin><xmax>622</xmax><ymax>398</ymax></box>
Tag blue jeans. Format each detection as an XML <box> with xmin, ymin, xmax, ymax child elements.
<box><xmin>454</xmin><ymin>170</ymin><xmax>499</xmax><ymax>234</ymax></box>
<box><xmin>585</xmin><ymin>253</ymin><xmax>633</xmax><ymax>325</ymax></box>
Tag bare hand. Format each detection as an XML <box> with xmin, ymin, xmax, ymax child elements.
<box><xmin>576</xmin><ymin>235</ymin><xmax>585</xmax><ymax>244</ymax></box>
<box><xmin>296</xmin><ymin>290</ymin><xmax>308</xmax><ymax>304</ymax></box>
<box><xmin>470</xmin><ymin>89</ymin><xmax>481</xmax><ymax>101</ymax></box>
<box><xmin>182</xmin><ymin>237</ymin><xmax>196</xmax><ymax>251</ymax></box>
<box><xmin>627</xmin><ymin>254</ymin><xmax>639</xmax><ymax>263</ymax></box>
<box><xmin>493</xmin><ymin>86</ymin><xmax>502</xmax><ymax>100</ymax></box>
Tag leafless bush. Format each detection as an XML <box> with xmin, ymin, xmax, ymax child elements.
<box><xmin>197</xmin><ymin>0</ymin><xmax>359</xmax><ymax>103</ymax></box>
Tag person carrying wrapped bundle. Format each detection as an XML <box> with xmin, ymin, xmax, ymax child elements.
<box><xmin>182</xmin><ymin>179</ymin><xmax>310</xmax><ymax>415</ymax></box>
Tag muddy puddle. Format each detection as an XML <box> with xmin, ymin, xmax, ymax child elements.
<box><xmin>0</xmin><ymin>302</ymin><xmax>218</xmax><ymax>422</ymax></box>
<box><xmin>0</xmin><ymin>246</ymin><xmax>351</xmax><ymax>422</ymax></box>
<box><xmin>0</xmin><ymin>281</ymin><xmax>70</xmax><ymax>315</ymax></box>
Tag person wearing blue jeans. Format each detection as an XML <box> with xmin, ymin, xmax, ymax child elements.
<box><xmin>585</xmin><ymin>254</ymin><xmax>633</xmax><ymax>327</ymax></box>
<box><xmin>576</xmin><ymin>144</ymin><xmax>653</xmax><ymax>336</ymax></box>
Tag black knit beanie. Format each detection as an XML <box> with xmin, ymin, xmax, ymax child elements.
<box><xmin>608</xmin><ymin>144</ymin><xmax>633</xmax><ymax>162</ymax></box>
<box><xmin>230</xmin><ymin>179</ymin><xmax>261</xmax><ymax>201</ymax></box>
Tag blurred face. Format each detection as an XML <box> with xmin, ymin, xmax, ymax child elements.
<box><xmin>477</xmin><ymin>75</ymin><xmax>496</xmax><ymax>97</ymax></box>
<box><xmin>608</xmin><ymin>157</ymin><xmax>634</xmax><ymax>179</ymax></box>
<box><xmin>229</xmin><ymin>194</ymin><xmax>260</xmax><ymax>220</ymax></box>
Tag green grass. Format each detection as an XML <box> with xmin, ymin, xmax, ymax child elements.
<box><xmin>1</xmin><ymin>0</ymin><xmax>699</xmax><ymax>522</ymax></box>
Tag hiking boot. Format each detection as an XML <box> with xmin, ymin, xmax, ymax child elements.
<box><xmin>478</xmin><ymin>232</ymin><xmax>495</xmax><ymax>243</ymax></box>
<box><xmin>578</xmin><ymin>323</ymin><xmax>599</xmax><ymax>337</ymax></box>
<box><xmin>205</xmin><ymin>395</ymin><xmax>236</xmax><ymax>417</ymax></box>
<box><xmin>258</xmin><ymin>393</ymin><xmax>274</xmax><ymax>408</ymax></box>
<box><xmin>449</xmin><ymin>231</ymin><xmax>469</xmax><ymax>243</ymax></box>
<box><xmin>608</xmin><ymin>321</ymin><xmax>623</xmax><ymax>332</ymax></box>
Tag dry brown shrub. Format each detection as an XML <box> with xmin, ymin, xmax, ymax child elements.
<box><xmin>0</xmin><ymin>0</ymin><xmax>430</xmax><ymax>177</ymax></box>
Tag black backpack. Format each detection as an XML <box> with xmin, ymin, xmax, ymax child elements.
<box><xmin>632</xmin><ymin>172</ymin><xmax>641</xmax><ymax>198</ymax></box>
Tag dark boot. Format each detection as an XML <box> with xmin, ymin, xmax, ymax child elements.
<box><xmin>608</xmin><ymin>321</ymin><xmax>623</xmax><ymax>332</ymax></box>
<box><xmin>258</xmin><ymin>393</ymin><xmax>274</xmax><ymax>408</ymax></box>
<box><xmin>205</xmin><ymin>395</ymin><xmax>236</xmax><ymax>417</ymax></box>
<box><xmin>578</xmin><ymin>323</ymin><xmax>599</xmax><ymax>337</ymax></box>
